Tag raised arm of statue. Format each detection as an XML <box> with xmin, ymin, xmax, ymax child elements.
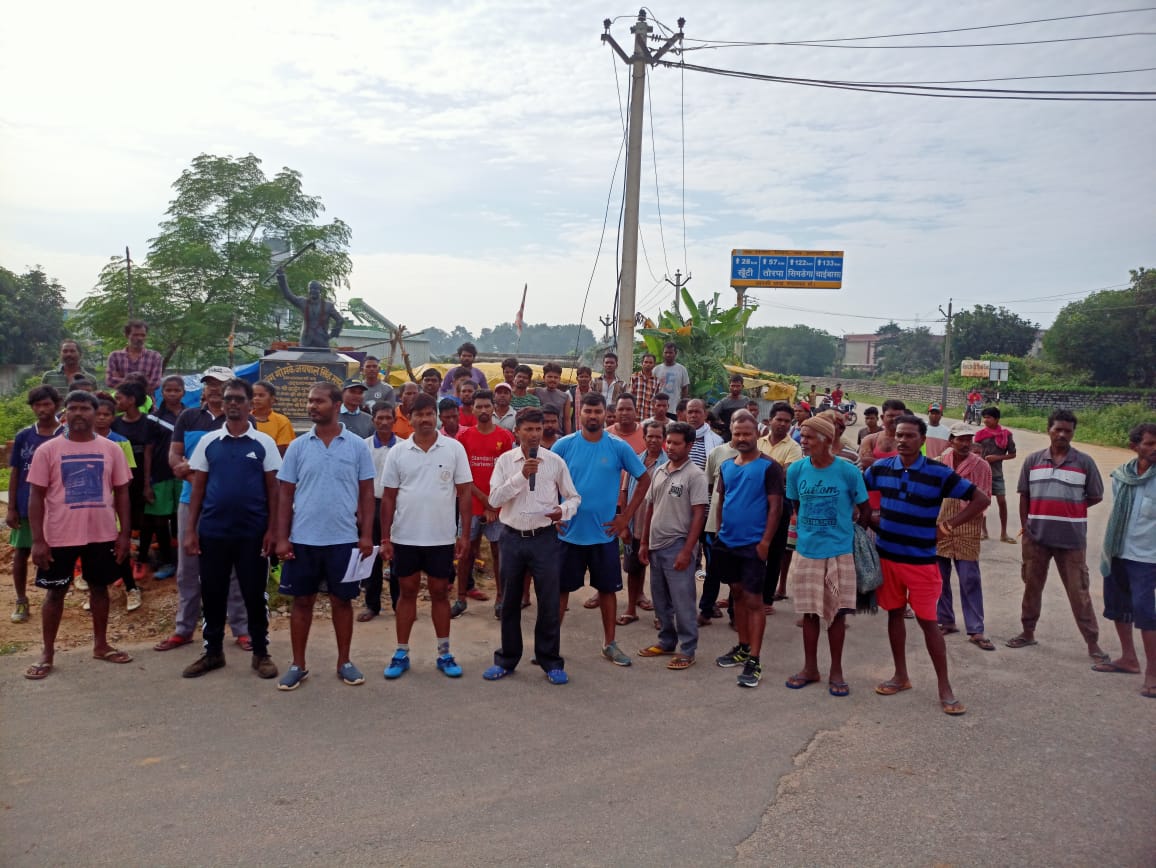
<box><xmin>276</xmin><ymin>269</ymin><xmax>305</xmax><ymax>311</ymax></box>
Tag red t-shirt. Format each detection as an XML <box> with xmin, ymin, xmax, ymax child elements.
<box><xmin>456</xmin><ymin>425</ymin><xmax>516</xmax><ymax>515</ymax></box>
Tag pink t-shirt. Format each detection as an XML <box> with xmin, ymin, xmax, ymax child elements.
<box><xmin>26</xmin><ymin>435</ymin><xmax>131</xmax><ymax>548</ymax></box>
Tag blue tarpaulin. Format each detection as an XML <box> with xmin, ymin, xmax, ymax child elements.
<box><xmin>158</xmin><ymin>361</ymin><xmax>261</xmax><ymax>408</ymax></box>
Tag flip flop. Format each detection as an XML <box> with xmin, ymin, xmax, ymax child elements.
<box><xmin>939</xmin><ymin>625</ymin><xmax>960</xmax><ymax>635</ymax></box>
<box><xmin>773</xmin><ymin>593</ymin><xmax>789</xmax><ymax>601</ymax></box>
<box><xmin>1141</xmin><ymin>686</ymin><xmax>1156</xmax><ymax>699</ymax></box>
<box><xmin>583</xmin><ymin>595</ymin><xmax>601</xmax><ymax>609</ymax></box>
<box><xmin>1089</xmin><ymin>651</ymin><xmax>1111</xmax><ymax>664</ymax></box>
<box><xmin>615</xmin><ymin>613</ymin><xmax>639</xmax><ymax>626</ymax></box>
<box><xmin>24</xmin><ymin>662</ymin><xmax>53</xmax><ymax>680</ymax></box>
<box><xmin>874</xmin><ymin>679</ymin><xmax>913</xmax><ymax>696</ymax></box>
<box><xmin>637</xmin><ymin>598</ymin><xmax>654</xmax><ymax>611</ymax></box>
<box><xmin>941</xmin><ymin>699</ymin><xmax>967</xmax><ymax>716</ymax></box>
<box><xmin>356</xmin><ymin>610</ymin><xmax>378</xmax><ymax>622</ymax></box>
<box><xmin>828</xmin><ymin>680</ymin><xmax>850</xmax><ymax>697</ymax></box>
<box><xmin>667</xmin><ymin>655</ymin><xmax>695</xmax><ymax>670</ymax></box>
<box><xmin>785</xmin><ymin>673</ymin><xmax>820</xmax><ymax>690</ymax></box>
<box><xmin>638</xmin><ymin>644</ymin><xmax>675</xmax><ymax>657</ymax></box>
<box><xmin>1001</xmin><ymin>535</ymin><xmax>1018</xmax><ymax>544</ymax></box>
<box><xmin>968</xmin><ymin>636</ymin><xmax>996</xmax><ymax>651</ymax></box>
<box><xmin>1005</xmin><ymin>636</ymin><xmax>1038</xmax><ymax>649</ymax></box>
<box><xmin>1091</xmin><ymin>661</ymin><xmax>1139</xmax><ymax>673</ymax></box>
<box><xmin>93</xmin><ymin>648</ymin><xmax>133</xmax><ymax>664</ymax></box>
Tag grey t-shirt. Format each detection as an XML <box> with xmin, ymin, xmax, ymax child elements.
<box><xmin>646</xmin><ymin>459</ymin><xmax>709</xmax><ymax>550</ymax></box>
<box><xmin>657</xmin><ymin>362</ymin><xmax>690</xmax><ymax>398</ymax></box>
<box><xmin>362</xmin><ymin>380</ymin><xmax>395</xmax><ymax>412</ymax></box>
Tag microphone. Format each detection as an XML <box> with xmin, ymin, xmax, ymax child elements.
<box><xmin>528</xmin><ymin>445</ymin><xmax>538</xmax><ymax>491</ymax></box>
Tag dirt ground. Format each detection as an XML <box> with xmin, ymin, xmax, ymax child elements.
<box><xmin>0</xmin><ymin>540</ymin><xmax>498</xmax><ymax>655</ymax></box>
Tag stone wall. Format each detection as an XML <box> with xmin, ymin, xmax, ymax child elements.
<box><xmin>819</xmin><ymin>377</ymin><xmax>1156</xmax><ymax>412</ymax></box>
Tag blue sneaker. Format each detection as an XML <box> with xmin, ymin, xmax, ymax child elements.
<box><xmin>277</xmin><ymin>664</ymin><xmax>309</xmax><ymax>691</ymax></box>
<box><xmin>383</xmin><ymin>652</ymin><xmax>410</xmax><ymax>680</ymax></box>
<box><xmin>437</xmin><ymin>654</ymin><xmax>463</xmax><ymax>678</ymax></box>
<box><xmin>153</xmin><ymin>564</ymin><xmax>176</xmax><ymax>580</ymax></box>
<box><xmin>545</xmin><ymin>669</ymin><xmax>569</xmax><ymax>685</ymax></box>
<box><xmin>482</xmin><ymin>665</ymin><xmax>512</xmax><ymax>681</ymax></box>
<box><xmin>338</xmin><ymin>661</ymin><xmax>365</xmax><ymax>685</ymax></box>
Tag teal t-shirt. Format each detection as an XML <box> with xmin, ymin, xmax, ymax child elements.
<box><xmin>786</xmin><ymin>457</ymin><xmax>868</xmax><ymax>559</ymax></box>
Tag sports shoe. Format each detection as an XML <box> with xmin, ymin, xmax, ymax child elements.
<box><xmin>437</xmin><ymin>654</ymin><xmax>463</xmax><ymax>678</ymax></box>
<box><xmin>737</xmin><ymin>658</ymin><xmax>763</xmax><ymax>688</ymax></box>
<box><xmin>466</xmin><ymin>588</ymin><xmax>489</xmax><ymax>601</ymax></box>
<box><xmin>235</xmin><ymin>635</ymin><xmax>252</xmax><ymax>652</ymax></box>
<box><xmin>339</xmin><ymin>661</ymin><xmax>365</xmax><ymax>685</ymax></box>
<box><xmin>182</xmin><ymin>652</ymin><xmax>226</xmax><ymax>678</ymax></box>
<box><xmin>384</xmin><ymin>652</ymin><xmax>410</xmax><ymax>680</ymax></box>
<box><xmin>132</xmin><ymin>562</ymin><xmax>148</xmax><ymax>581</ymax></box>
<box><xmin>73</xmin><ymin>574</ymin><xmax>89</xmax><ymax>591</ymax></box>
<box><xmin>252</xmin><ymin>655</ymin><xmax>279</xmax><ymax>679</ymax></box>
<box><xmin>125</xmin><ymin>588</ymin><xmax>143</xmax><ymax>612</ymax></box>
<box><xmin>695</xmin><ymin>569</ymin><xmax>706</xmax><ymax>581</ymax></box>
<box><xmin>450</xmin><ymin>599</ymin><xmax>467</xmax><ymax>619</ymax></box>
<box><xmin>545</xmin><ymin>669</ymin><xmax>569</xmax><ymax>685</ymax></box>
<box><xmin>154</xmin><ymin>564</ymin><xmax>176</xmax><ymax>580</ymax></box>
<box><xmin>715</xmin><ymin>645</ymin><xmax>749</xmax><ymax>668</ymax></box>
<box><xmin>493</xmin><ymin>602</ymin><xmax>503</xmax><ymax>620</ymax></box>
<box><xmin>277</xmin><ymin>664</ymin><xmax>310</xmax><ymax>691</ymax></box>
<box><xmin>11</xmin><ymin>599</ymin><xmax>30</xmax><ymax>623</ymax></box>
<box><xmin>483</xmin><ymin>665</ymin><xmax>512</xmax><ymax>681</ymax></box>
<box><xmin>601</xmin><ymin>642</ymin><xmax>632</xmax><ymax>667</ymax></box>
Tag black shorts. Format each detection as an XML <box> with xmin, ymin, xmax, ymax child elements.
<box><xmin>393</xmin><ymin>543</ymin><xmax>455</xmax><ymax>581</ymax></box>
<box><xmin>708</xmin><ymin>541</ymin><xmax>765</xmax><ymax>596</ymax></box>
<box><xmin>279</xmin><ymin>543</ymin><xmax>360</xmax><ymax>601</ymax></box>
<box><xmin>561</xmin><ymin>540</ymin><xmax>623</xmax><ymax>594</ymax></box>
<box><xmin>621</xmin><ymin>537</ymin><xmax>644</xmax><ymax>574</ymax></box>
<box><xmin>35</xmin><ymin>542</ymin><xmax>119</xmax><ymax>589</ymax></box>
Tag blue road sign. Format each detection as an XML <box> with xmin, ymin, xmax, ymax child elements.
<box><xmin>730</xmin><ymin>249</ymin><xmax>843</xmax><ymax>289</ymax></box>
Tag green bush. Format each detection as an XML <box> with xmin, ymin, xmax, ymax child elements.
<box><xmin>0</xmin><ymin>388</ymin><xmax>36</xmax><ymax>444</ymax></box>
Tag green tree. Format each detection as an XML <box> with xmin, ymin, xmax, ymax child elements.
<box><xmin>73</xmin><ymin>153</ymin><xmax>352</xmax><ymax>370</ymax></box>
<box><xmin>1045</xmin><ymin>268</ymin><xmax>1156</xmax><ymax>386</ymax></box>
<box><xmin>638</xmin><ymin>289</ymin><xmax>754</xmax><ymax>399</ymax></box>
<box><xmin>951</xmin><ymin>304</ymin><xmax>1039</xmax><ymax>360</ymax></box>
<box><xmin>0</xmin><ymin>266</ymin><xmax>67</xmax><ymax>365</ymax></box>
<box><xmin>746</xmin><ymin>324</ymin><xmax>837</xmax><ymax>375</ymax></box>
<box><xmin>875</xmin><ymin>324</ymin><xmax>942</xmax><ymax>376</ymax></box>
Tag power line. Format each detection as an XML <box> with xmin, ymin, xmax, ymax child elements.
<box><xmin>849</xmin><ymin>67</ymin><xmax>1156</xmax><ymax>85</ymax></box>
<box><xmin>658</xmin><ymin>60</ymin><xmax>1156</xmax><ymax>101</ymax></box>
<box><xmin>645</xmin><ymin>70</ymin><xmax>672</xmax><ymax>277</ymax></box>
<box><xmin>682</xmin><ymin>8</ymin><xmax>1156</xmax><ymax>48</ymax></box>
<box><xmin>679</xmin><ymin>57</ymin><xmax>688</xmax><ymax>278</ymax></box>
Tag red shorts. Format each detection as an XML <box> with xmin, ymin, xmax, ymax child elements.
<box><xmin>877</xmin><ymin>559</ymin><xmax>941</xmax><ymax>621</ymax></box>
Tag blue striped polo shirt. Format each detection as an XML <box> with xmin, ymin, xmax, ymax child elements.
<box><xmin>864</xmin><ymin>455</ymin><xmax>974</xmax><ymax>565</ymax></box>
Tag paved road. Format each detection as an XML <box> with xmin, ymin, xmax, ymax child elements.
<box><xmin>2</xmin><ymin>426</ymin><xmax>1153</xmax><ymax>867</ymax></box>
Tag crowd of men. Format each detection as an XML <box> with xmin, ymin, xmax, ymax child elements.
<box><xmin>9</xmin><ymin>328</ymin><xmax>1156</xmax><ymax>707</ymax></box>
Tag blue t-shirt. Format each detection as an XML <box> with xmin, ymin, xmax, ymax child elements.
<box><xmin>786</xmin><ymin>457</ymin><xmax>868</xmax><ymax>559</ymax></box>
<box><xmin>9</xmin><ymin>425</ymin><xmax>63</xmax><ymax>518</ymax></box>
<box><xmin>864</xmin><ymin>455</ymin><xmax>974</xmax><ymax>565</ymax></box>
<box><xmin>552</xmin><ymin>431</ymin><xmax>647</xmax><ymax>546</ymax></box>
<box><xmin>173</xmin><ymin>407</ymin><xmax>227</xmax><ymax>505</ymax></box>
<box><xmin>277</xmin><ymin>424</ymin><xmax>376</xmax><ymax>546</ymax></box>
<box><xmin>188</xmin><ymin>426</ymin><xmax>282</xmax><ymax>538</ymax></box>
<box><xmin>717</xmin><ymin>455</ymin><xmax>785</xmax><ymax>548</ymax></box>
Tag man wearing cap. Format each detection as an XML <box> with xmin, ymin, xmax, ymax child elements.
<box><xmin>155</xmin><ymin>366</ymin><xmax>250</xmax><ymax>652</ymax></box>
<box><xmin>926</xmin><ymin>403</ymin><xmax>952</xmax><ymax>440</ymax></box>
<box><xmin>935</xmin><ymin>422</ymin><xmax>995</xmax><ymax>651</ymax></box>
<box><xmin>339</xmin><ymin>378</ymin><xmax>375</xmax><ymax>438</ymax></box>
<box><xmin>493</xmin><ymin>382</ymin><xmax>517</xmax><ymax>432</ymax></box>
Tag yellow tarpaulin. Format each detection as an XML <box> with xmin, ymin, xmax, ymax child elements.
<box><xmin>723</xmin><ymin>364</ymin><xmax>798</xmax><ymax>402</ymax></box>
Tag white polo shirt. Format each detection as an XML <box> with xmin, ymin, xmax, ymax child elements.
<box><xmin>379</xmin><ymin>432</ymin><xmax>473</xmax><ymax>546</ymax></box>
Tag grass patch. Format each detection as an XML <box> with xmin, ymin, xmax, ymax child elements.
<box><xmin>0</xmin><ymin>640</ymin><xmax>31</xmax><ymax>656</ymax></box>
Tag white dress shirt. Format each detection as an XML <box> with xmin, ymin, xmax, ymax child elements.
<box><xmin>488</xmin><ymin>446</ymin><xmax>581</xmax><ymax>531</ymax></box>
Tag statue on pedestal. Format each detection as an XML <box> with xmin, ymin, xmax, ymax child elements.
<box><xmin>276</xmin><ymin>267</ymin><xmax>343</xmax><ymax>348</ymax></box>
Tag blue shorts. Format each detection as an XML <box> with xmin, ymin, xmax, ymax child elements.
<box><xmin>469</xmin><ymin>515</ymin><xmax>505</xmax><ymax>544</ymax></box>
<box><xmin>1104</xmin><ymin>558</ymin><xmax>1156</xmax><ymax>631</ymax></box>
<box><xmin>560</xmin><ymin>540</ymin><xmax>623</xmax><ymax>594</ymax></box>
<box><xmin>280</xmin><ymin>543</ymin><xmax>360</xmax><ymax>601</ymax></box>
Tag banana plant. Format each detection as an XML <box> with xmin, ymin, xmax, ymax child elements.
<box><xmin>638</xmin><ymin>288</ymin><xmax>755</xmax><ymax>400</ymax></box>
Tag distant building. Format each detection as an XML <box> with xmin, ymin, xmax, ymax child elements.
<box><xmin>840</xmin><ymin>333</ymin><xmax>882</xmax><ymax>374</ymax></box>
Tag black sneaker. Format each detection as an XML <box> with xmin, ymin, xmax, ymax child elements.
<box><xmin>182</xmin><ymin>652</ymin><xmax>226</xmax><ymax>678</ymax></box>
<box><xmin>737</xmin><ymin>658</ymin><xmax>763</xmax><ymax>688</ymax></box>
<box><xmin>715</xmin><ymin>645</ymin><xmax>749</xmax><ymax>668</ymax></box>
<box><xmin>450</xmin><ymin>600</ymin><xmax>467</xmax><ymax>619</ymax></box>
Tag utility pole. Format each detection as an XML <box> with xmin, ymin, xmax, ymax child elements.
<box><xmin>125</xmin><ymin>246</ymin><xmax>134</xmax><ymax>318</ymax></box>
<box><xmin>599</xmin><ymin>314</ymin><xmax>614</xmax><ymax>344</ymax></box>
<box><xmin>602</xmin><ymin>11</ymin><xmax>683</xmax><ymax>368</ymax></box>
<box><xmin>666</xmin><ymin>269</ymin><xmax>690</xmax><ymax>315</ymax></box>
<box><xmin>939</xmin><ymin>298</ymin><xmax>953</xmax><ymax>408</ymax></box>
<box><xmin>734</xmin><ymin>287</ymin><xmax>748</xmax><ymax>362</ymax></box>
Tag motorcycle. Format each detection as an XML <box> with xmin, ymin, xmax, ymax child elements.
<box><xmin>836</xmin><ymin>399</ymin><xmax>857</xmax><ymax>426</ymax></box>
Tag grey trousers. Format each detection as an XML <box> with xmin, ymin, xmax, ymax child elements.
<box><xmin>175</xmin><ymin>502</ymin><xmax>249</xmax><ymax>639</ymax></box>
<box><xmin>650</xmin><ymin>544</ymin><xmax>699</xmax><ymax>656</ymax></box>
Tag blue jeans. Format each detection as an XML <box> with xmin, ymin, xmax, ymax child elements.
<box><xmin>937</xmin><ymin>557</ymin><xmax>984</xmax><ymax>634</ymax></box>
<box><xmin>650</xmin><ymin>544</ymin><xmax>699</xmax><ymax>656</ymax></box>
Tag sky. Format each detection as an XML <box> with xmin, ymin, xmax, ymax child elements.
<box><xmin>2</xmin><ymin>0</ymin><xmax>1154</xmax><ymax>345</ymax></box>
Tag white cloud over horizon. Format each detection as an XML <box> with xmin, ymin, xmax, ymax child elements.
<box><xmin>2</xmin><ymin>0</ymin><xmax>1153</xmax><ymax>349</ymax></box>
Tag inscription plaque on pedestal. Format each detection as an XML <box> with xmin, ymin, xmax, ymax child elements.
<box><xmin>259</xmin><ymin>348</ymin><xmax>358</xmax><ymax>429</ymax></box>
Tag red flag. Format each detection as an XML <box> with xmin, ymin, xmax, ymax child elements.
<box><xmin>514</xmin><ymin>283</ymin><xmax>527</xmax><ymax>335</ymax></box>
